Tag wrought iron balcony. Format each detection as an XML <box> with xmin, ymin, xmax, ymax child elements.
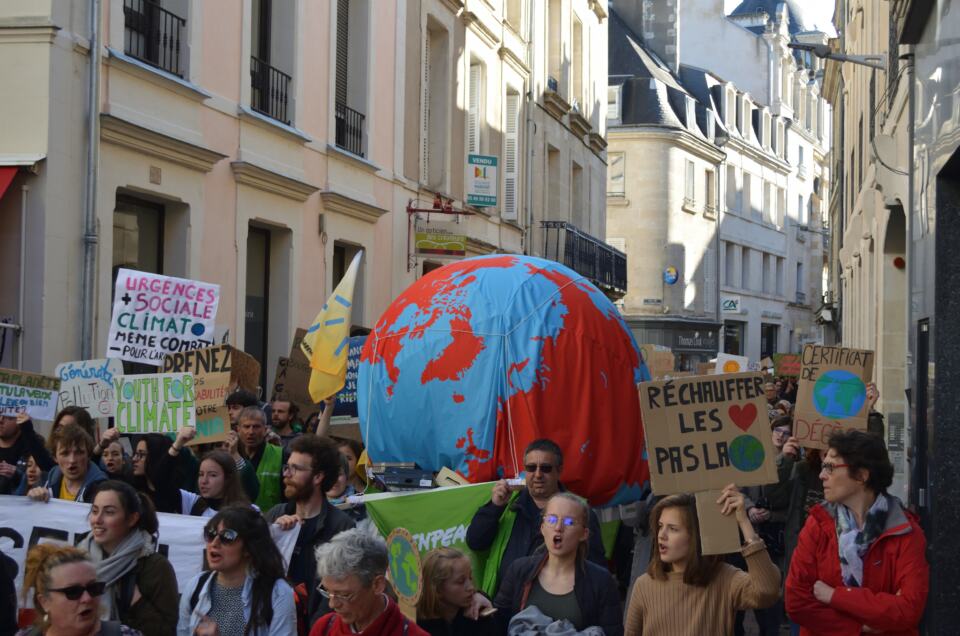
<box><xmin>541</xmin><ymin>221</ymin><xmax>627</xmax><ymax>299</ymax></box>
<box><xmin>123</xmin><ymin>0</ymin><xmax>186</xmax><ymax>77</ymax></box>
<box><xmin>250</xmin><ymin>56</ymin><xmax>292</xmax><ymax>124</ymax></box>
<box><xmin>335</xmin><ymin>102</ymin><xmax>365</xmax><ymax>157</ymax></box>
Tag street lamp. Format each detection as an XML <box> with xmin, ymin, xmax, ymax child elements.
<box><xmin>788</xmin><ymin>42</ymin><xmax>886</xmax><ymax>71</ymax></box>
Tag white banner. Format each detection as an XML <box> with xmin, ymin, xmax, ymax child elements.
<box><xmin>55</xmin><ymin>359</ymin><xmax>125</xmax><ymax>418</ymax></box>
<box><xmin>107</xmin><ymin>269</ymin><xmax>221</xmax><ymax>366</ymax></box>
<box><xmin>0</xmin><ymin>496</ymin><xmax>297</xmax><ymax>596</ymax></box>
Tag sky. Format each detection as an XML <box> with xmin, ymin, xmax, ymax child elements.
<box><xmin>724</xmin><ymin>0</ymin><xmax>837</xmax><ymax>35</ymax></box>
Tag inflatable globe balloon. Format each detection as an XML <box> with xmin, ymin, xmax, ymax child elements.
<box><xmin>358</xmin><ymin>255</ymin><xmax>651</xmax><ymax>506</ymax></box>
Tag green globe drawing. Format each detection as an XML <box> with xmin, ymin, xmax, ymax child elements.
<box><xmin>729</xmin><ymin>435</ymin><xmax>765</xmax><ymax>472</ymax></box>
<box><xmin>389</xmin><ymin>537</ymin><xmax>420</xmax><ymax>599</ymax></box>
<box><xmin>813</xmin><ymin>370</ymin><xmax>866</xmax><ymax>419</ymax></box>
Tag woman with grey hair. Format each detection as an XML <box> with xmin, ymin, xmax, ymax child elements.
<box><xmin>308</xmin><ymin>528</ymin><xmax>430</xmax><ymax>636</ymax></box>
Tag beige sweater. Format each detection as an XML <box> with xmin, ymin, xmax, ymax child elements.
<box><xmin>624</xmin><ymin>541</ymin><xmax>781</xmax><ymax>636</ymax></box>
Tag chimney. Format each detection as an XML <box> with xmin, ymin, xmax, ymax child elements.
<box><xmin>614</xmin><ymin>0</ymin><xmax>680</xmax><ymax>72</ymax></box>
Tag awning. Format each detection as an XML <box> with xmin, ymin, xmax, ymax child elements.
<box><xmin>0</xmin><ymin>167</ymin><xmax>16</xmax><ymax>202</ymax></box>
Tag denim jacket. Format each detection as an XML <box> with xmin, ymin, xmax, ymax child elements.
<box><xmin>177</xmin><ymin>570</ymin><xmax>296</xmax><ymax>636</ymax></box>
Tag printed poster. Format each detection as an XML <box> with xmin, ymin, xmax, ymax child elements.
<box><xmin>107</xmin><ymin>269</ymin><xmax>221</xmax><ymax>366</ymax></box>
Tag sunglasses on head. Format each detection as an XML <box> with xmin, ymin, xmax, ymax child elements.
<box><xmin>48</xmin><ymin>581</ymin><xmax>106</xmax><ymax>600</ymax></box>
<box><xmin>524</xmin><ymin>463</ymin><xmax>554</xmax><ymax>474</ymax></box>
<box><xmin>203</xmin><ymin>528</ymin><xmax>240</xmax><ymax>544</ymax></box>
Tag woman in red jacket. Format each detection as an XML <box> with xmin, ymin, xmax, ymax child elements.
<box><xmin>785</xmin><ymin>429</ymin><xmax>928</xmax><ymax>635</ymax></box>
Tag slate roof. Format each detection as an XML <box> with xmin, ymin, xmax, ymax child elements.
<box><xmin>729</xmin><ymin>0</ymin><xmax>809</xmax><ymax>35</ymax></box>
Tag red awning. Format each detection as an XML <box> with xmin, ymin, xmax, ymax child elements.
<box><xmin>0</xmin><ymin>167</ymin><xmax>16</xmax><ymax>202</ymax></box>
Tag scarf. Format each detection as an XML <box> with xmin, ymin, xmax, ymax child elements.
<box><xmin>79</xmin><ymin>529</ymin><xmax>155</xmax><ymax>619</ymax></box>
<box><xmin>835</xmin><ymin>494</ymin><xmax>889</xmax><ymax>587</ymax></box>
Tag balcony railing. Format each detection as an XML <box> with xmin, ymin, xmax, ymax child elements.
<box><xmin>541</xmin><ymin>221</ymin><xmax>627</xmax><ymax>298</ymax></box>
<box><xmin>335</xmin><ymin>102</ymin><xmax>365</xmax><ymax>157</ymax></box>
<box><xmin>250</xmin><ymin>56</ymin><xmax>292</xmax><ymax>124</ymax></box>
<box><xmin>123</xmin><ymin>0</ymin><xmax>186</xmax><ymax>77</ymax></box>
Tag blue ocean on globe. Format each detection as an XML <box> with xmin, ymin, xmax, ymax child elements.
<box><xmin>730</xmin><ymin>435</ymin><xmax>765</xmax><ymax>472</ymax></box>
<box><xmin>813</xmin><ymin>370</ymin><xmax>866</xmax><ymax>419</ymax></box>
<box><xmin>389</xmin><ymin>539</ymin><xmax>419</xmax><ymax>598</ymax></box>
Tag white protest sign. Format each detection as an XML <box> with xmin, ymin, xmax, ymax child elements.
<box><xmin>0</xmin><ymin>496</ymin><xmax>298</xmax><ymax>596</ymax></box>
<box><xmin>0</xmin><ymin>368</ymin><xmax>61</xmax><ymax>420</ymax></box>
<box><xmin>714</xmin><ymin>353</ymin><xmax>750</xmax><ymax>374</ymax></box>
<box><xmin>113</xmin><ymin>373</ymin><xmax>197</xmax><ymax>435</ymax></box>
<box><xmin>107</xmin><ymin>269</ymin><xmax>220</xmax><ymax>366</ymax></box>
<box><xmin>54</xmin><ymin>359</ymin><xmax>124</xmax><ymax>418</ymax></box>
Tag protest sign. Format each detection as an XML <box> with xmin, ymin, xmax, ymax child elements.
<box><xmin>271</xmin><ymin>329</ymin><xmax>316</xmax><ymax>421</ymax></box>
<box><xmin>694</xmin><ymin>490</ymin><xmax>741</xmax><ymax>555</ymax></box>
<box><xmin>365</xmin><ymin>483</ymin><xmax>495</xmax><ymax>587</ymax></box>
<box><xmin>107</xmin><ymin>269</ymin><xmax>221</xmax><ymax>366</ymax></box>
<box><xmin>795</xmin><ymin>345</ymin><xmax>874</xmax><ymax>449</ymax></box>
<box><xmin>697</xmin><ymin>362</ymin><xmax>716</xmax><ymax>375</ymax></box>
<box><xmin>162</xmin><ymin>346</ymin><xmax>260</xmax><ymax>444</ymax></box>
<box><xmin>0</xmin><ymin>496</ymin><xmax>297</xmax><ymax>595</ymax></box>
<box><xmin>639</xmin><ymin>372</ymin><xmax>777</xmax><ymax>496</ymax></box>
<box><xmin>55</xmin><ymin>359</ymin><xmax>124</xmax><ymax>418</ymax></box>
<box><xmin>714</xmin><ymin>353</ymin><xmax>749</xmax><ymax>374</ymax></box>
<box><xmin>639</xmin><ymin>345</ymin><xmax>675</xmax><ymax>381</ymax></box>
<box><xmin>330</xmin><ymin>336</ymin><xmax>366</xmax><ymax>419</ymax></box>
<box><xmin>0</xmin><ymin>368</ymin><xmax>61</xmax><ymax>421</ymax></box>
<box><xmin>773</xmin><ymin>353</ymin><xmax>801</xmax><ymax>378</ymax></box>
<box><xmin>112</xmin><ymin>373</ymin><xmax>196</xmax><ymax>435</ymax></box>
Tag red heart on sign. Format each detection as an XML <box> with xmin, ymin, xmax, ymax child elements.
<box><xmin>728</xmin><ymin>404</ymin><xmax>758</xmax><ymax>431</ymax></box>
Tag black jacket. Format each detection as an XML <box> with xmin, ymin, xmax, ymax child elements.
<box><xmin>0</xmin><ymin>419</ymin><xmax>54</xmax><ymax>494</ymax></box>
<box><xmin>493</xmin><ymin>554</ymin><xmax>623</xmax><ymax>635</ymax></box>
<box><xmin>417</xmin><ymin>611</ymin><xmax>496</xmax><ymax>636</ymax></box>
<box><xmin>264</xmin><ymin>497</ymin><xmax>355</xmax><ymax>625</ymax></box>
<box><xmin>465</xmin><ymin>487</ymin><xmax>606</xmax><ymax>588</ymax></box>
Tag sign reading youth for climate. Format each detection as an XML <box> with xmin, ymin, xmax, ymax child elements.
<box><xmin>0</xmin><ymin>369</ymin><xmax>61</xmax><ymax>421</ymax></box>
<box><xmin>108</xmin><ymin>269</ymin><xmax>220</xmax><ymax>366</ymax></box>
<box><xmin>639</xmin><ymin>372</ymin><xmax>777</xmax><ymax>495</ymax></box>
<box><xmin>113</xmin><ymin>373</ymin><xmax>196</xmax><ymax>435</ymax></box>
<box><xmin>795</xmin><ymin>345</ymin><xmax>874</xmax><ymax>449</ymax></box>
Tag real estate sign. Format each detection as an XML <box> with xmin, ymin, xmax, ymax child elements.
<box><xmin>466</xmin><ymin>154</ymin><xmax>497</xmax><ymax>207</ymax></box>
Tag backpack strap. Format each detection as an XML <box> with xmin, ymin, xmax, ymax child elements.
<box><xmin>115</xmin><ymin>569</ymin><xmax>137</xmax><ymax>617</ymax></box>
<box><xmin>189</xmin><ymin>571</ymin><xmax>215</xmax><ymax>613</ymax></box>
<box><xmin>190</xmin><ymin>496</ymin><xmax>210</xmax><ymax>516</ymax></box>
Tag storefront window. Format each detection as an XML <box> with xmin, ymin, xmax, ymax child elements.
<box><xmin>724</xmin><ymin>321</ymin><xmax>745</xmax><ymax>355</ymax></box>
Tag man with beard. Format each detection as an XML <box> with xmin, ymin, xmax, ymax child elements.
<box><xmin>0</xmin><ymin>413</ymin><xmax>54</xmax><ymax>494</ymax></box>
<box><xmin>237</xmin><ymin>406</ymin><xmax>284</xmax><ymax>511</ymax></box>
<box><xmin>266</xmin><ymin>434</ymin><xmax>354</xmax><ymax>627</ymax></box>
<box><xmin>466</xmin><ymin>438</ymin><xmax>606</xmax><ymax>596</ymax></box>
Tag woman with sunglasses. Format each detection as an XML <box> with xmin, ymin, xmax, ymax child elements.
<box><xmin>17</xmin><ymin>543</ymin><xmax>140</xmax><ymax>635</ymax></box>
<box><xmin>785</xmin><ymin>429</ymin><xmax>928</xmax><ymax>635</ymax></box>
<box><xmin>494</xmin><ymin>492</ymin><xmax>623</xmax><ymax>635</ymax></box>
<box><xmin>77</xmin><ymin>480</ymin><xmax>178</xmax><ymax>636</ymax></box>
<box><xmin>179</xmin><ymin>505</ymin><xmax>295</xmax><ymax>636</ymax></box>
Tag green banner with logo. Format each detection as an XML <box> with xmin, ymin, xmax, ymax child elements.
<box><xmin>364</xmin><ymin>483</ymin><xmax>495</xmax><ymax>581</ymax></box>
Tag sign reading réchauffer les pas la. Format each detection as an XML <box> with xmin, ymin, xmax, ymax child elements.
<box><xmin>639</xmin><ymin>372</ymin><xmax>778</xmax><ymax>495</ymax></box>
<box><xmin>795</xmin><ymin>345</ymin><xmax>874</xmax><ymax>450</ymax></box>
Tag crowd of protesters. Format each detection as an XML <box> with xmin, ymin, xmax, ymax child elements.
<box><xmin>0</xmin><ymin>365</ymin><xmax>929</xmax><ymax>635</ymax></box>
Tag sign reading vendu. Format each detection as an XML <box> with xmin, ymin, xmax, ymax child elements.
<box><xmin>108</xmin><ymin>269</ymin><xmax>221</xmax><ymax>366</ymax></box>
<box><xmin>55</xmin><ymin>359</ymin><xmax>125</xmax><ymax>418</ymax></box>
<box><xmin>466</xmin><ymin>154</ymin><xmax>497</xmax><ymax>207</ymax></box>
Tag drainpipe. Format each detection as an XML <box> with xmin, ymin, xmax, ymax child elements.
<box><xmin>80</xmin><ymin>0</ymin><xmax>102</xmax><ymax>360</ymax></box>
<box><xmin>18</xmin><ymin>186</ymin><xmax>28</xmax><ymax>369</ymax></box>
<box><xmin>523</xmin><ymin>0</ymin><xmax>535</xmax><ymax>253</ymax></box>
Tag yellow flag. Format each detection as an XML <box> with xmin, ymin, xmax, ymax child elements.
<box><xmin>302</xmin><ymin>251</ymin><xmax>362</xmax><ymax>403</ymax></box>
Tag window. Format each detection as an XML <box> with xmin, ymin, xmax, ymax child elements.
<box><xmin>796</xmin><ymin>262</ymin><xmax>805</xmax><ymax>304</ymax></box>
<box><xmin>726</xmin><ymin>165</ymin><xmax>738</xmax><ymax>211</ymax></box>
<box><xmin>740</xmin><ymin>246</ymin><xmax>751</xmax><ymax>289</ymax></box>
<box><xmin>798</xmin><ymin>194</ymin><xmax>805</xmax><ymax>224</ymax></box>
<box><xmin>762</xmin><ymin>253</ymin><xmax>772</xmax><ymax>294</ymax></box>
<box><xmin>776</xmin><ymin>257</ymin><xmax>785</xmax><ymax>295</ymax></box>
<box><xmin>245</xmin><ymin>227</ymin><xmax>270</xmax><ymax>391</ymax></box>
<box><xmin>607</xmin><ymin>85</ymin><xmax>621</xmax><ymax>122</ymax></box>
<box><xmin>761</xmin><ymin>323</ymin><xmax>779</xmax><ymax>358</ymax></box>
<box><xmin>113</xmin><ymin>195</ymin><xmax>164</xmax><ymax>275</ymax></box>
<box><xmin>798</xmin><ymin>146</ymin><xmax>804</xmax><ymax>168</ymax></box>
<box><xmin>771</xmin><ymin>118</ymin><xmax>779</xmax><ymax>154</ymax></box>
<box><xmin>572</xmin><ymin>16</ymin><xmax>583</xmax><ymax>110</ymax></box>
<box><xmin>724</xmin><ymin>241</ymin><xmax>736</xmax><ymax>286</ymax></box>
<box><xmin>762</xmin><ymin>181</ymin><xmax>772</xmax><ymax>223</ymax></box>
<box><xmin>335</xmin><ymin>0</ymin><xmax>370</xmax><ymax>156</ymax></box>
<box><xmin>467</xmin><ymin>61</ymin><xmax>484</xmax><ymax>155</ymax></box>
<box><xmin>548</xmin><ymin>0</ymin><xmax>561</xmax><ymax>92</ymax></box>
<box><xmin>547</xmin><ymin>145</ymin><xmax>563</xmax><ymax>220</ymax></box>
<box><xmin>332</xmin><ymin>242</ymin><xmax>365</xmax><ymax>326</ymax></box>
<box><xmin>762</xmin><ymin>112</ymin><xmax>771</xmax><ymax>149</ymax></box>
<box><xmin>685</xmin><ymin>160</ymin><xmax>695</xmax><ymax>203</ymax></box>
<box><xmin>704</xmin><ymin>243</ymin><xmax>716</xmax><ymax>311</ymax></box>
<box><xmin>607</xmin><ymin>152</ymin><xmax>625</xmax><ymax>197</ymax></box>
<box><xmin>123</xmin><ymin>0</ymin><xmax>189</xmax><ymax>77</ymax></box>
<box><xmin>705</xmin><ymin>169</ymin><xmax>716</xmax><ymax>211</ymax></box>
<box><xmin>505</xmin><ymin>0</ymin><xmax>522</xmax><ymax>31</ymax></box>
<box><xmin>743</xmin><ymin>172</ymin><xmax>756</xmax><ymax>219</ymax></box>
<box><xmin>776</xmin><ymin>187</ymin><xmax>786</xmax><ymax>226</ymax></box>
<box><xmin>503</xmin><ymin>89</ymin><xmax>521</xmax><ymax>220</ymax></box>
<box><xmin>724</xmin><ymin>321</ymin><xmax>745</xmax><ymax>355</ymax></box>
<box><xmin>571</xmin><ymin>162</ymin><xmax>584</xmax><ymax>228</ymax></box>
<box><xmin>250</xmin><ymin>0</ymin><xmax>295</xmax><ymax>124</ymax></box>
<box><xmin>726</xmin><ymin>90</ymin><xmax>736</xmax><ymax>128</ymax></box>
<box><xmin>422</xmin><ymin>23</ymin><xmax>449</xmax><ymax>189</ymax></box>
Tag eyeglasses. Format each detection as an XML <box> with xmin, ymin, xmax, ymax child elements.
<box><xmin>47</xmin><ymin>581</ymin><xmax>106</xmax><ymax>600</ymax></box>
<box><xmin>820</xmin><ymin>462</ymin><xmax>850</xmax><ymax>476</ymax></box>
<box><xmin>543</xmin><ymin>514</ymin><xmax>579</xmax><ymax>528</ymax></box>
<box><xmin>282</xmin><ymin>463</ymin><xmax>311</xmax><ymax>475</ymax></box>
<box><xmin>317</xmin><ymin>586</ymin><xmax>359</xmax><ymax>603</ymax></box>
<box><xmin>132</xmin><ymin>451</ymin><xmax>147</xmax><ymax>459</ymax></box>
<box><xmin>524</xmin><ymin>463</ymin><xmax>554</xmax><ymax>474</ymax></box>
<box><xmin>772</xmin><ymin>427</ymin><xmax>792</xmax><ymax>436</ymax></box>
<box><xmin>203</xmin><ymin>528</ymin><xmax>240</xmax><ymax>545</ymax></box>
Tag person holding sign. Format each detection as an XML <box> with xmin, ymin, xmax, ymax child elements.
<box><xmin>785</xmin><ymin>430</ymin><xmax>928</xmax><ymax>635</ymax></box>
<box><xmin>494</xmin><ymin>493</ymin><xmax>623</xmax><ymax>635</ymax></box>
<box><xmin>0</xmin><ymin>413</ymin><xmax>54</xmax><ymax>495</ymax></box>
<box><xmin>179</xmin><ymin>450</ymin><xmax>255</xmax><ymax>517</ymax></box>
<box><xmin>623</xmin><ymin>485</ymin><xmax>780</xmax><ymax>636</ymax></box>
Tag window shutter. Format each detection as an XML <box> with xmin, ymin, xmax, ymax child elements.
<box><xmin>335</xmin><ymin>0</ymin><xmax>349</xmax><ymax>106</ymax></box>
<box><xmin>421</xmin><ymin>33</ymin><xmax>431</xmax><ymax>184</ymax></box>
<box><xmin>503</xmin><ymin>92</ymin><xmax>520</xmax><ymax>221</ymax></box>
<box><xmin>468</xmin><ymin>64</ymin><xmax>481</xmax><ymax>155</ymax></box>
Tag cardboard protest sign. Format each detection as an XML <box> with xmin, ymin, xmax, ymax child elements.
<box><xmin>0</xmin><ymin>368</ymin><xmax>61</xmax><ymax>421</ymax></box>
<box><xmin>773</xmin><ymin>353</ymin><xmax>801</xmax><ymax>378</ymax></box>
<box><xmin>55</xmin><ymin>359</ymin><xmax>124</xmax><ymax>418</ymax></box>
<box><xmin>639</xmin><ymin>345</ymin><xmax>675</xmax><ymax>381</ymax></box>
<box><xmin>695</xmin><ymin>489</ymin><xmax>742</xmax><ymax>555</ymax></box>
<box><xmin>161</xmin><ymin>346</ymin><xmax>260</xmax><ymax>444</ymax></box>
<box><xmin>113</xmin><ymin>373</ymin><xmax>197</xmax><ymax>435</ymax></box>
<box><xmin>697</xmin><ymin>362</ymin><xmax>715</xmax><ymax>375</ymax></box>
<box><xmin>714</xmin><ymin>353</ymin><xmax>749</xmax><ymax>374</ymax></box>
<box><xmin>271</xmin><ymin>329</ymin><xmax>318</xmax><ymax>420</ymax></box>
<box><xmin>639</xmin><ymin>372</ymin><xmax>777</xmax><ymax>495</ymax></box>
<box><xmin>795</xmin><ymin>345</ymin><xmax>874</xmax><ymax>449</ymax></box>
<box><xmin>107</xmin><ymin>269</ymin><xmax>221</xmax><ymax>366</ymax></box>
<box><xmin>331</xmin><ymin>336</ymin><xmax>366</xmax><ymax>418</ymax></box>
